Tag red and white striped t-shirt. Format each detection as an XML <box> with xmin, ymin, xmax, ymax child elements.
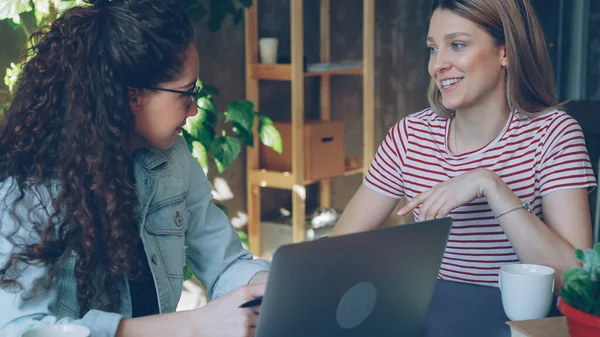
<box><xmin>364</xmin><ymin>108</ymin><xmax>597</xmax><ymax>286</ymax></box>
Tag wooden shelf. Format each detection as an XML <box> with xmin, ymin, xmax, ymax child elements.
<box><xmin>343</xmin><ymin>167</ymin><xmax>364</xmax><ymax>177</ymax></box>
<box><xmin>245</xmin><ymin>0</ymin><xmax>375</xmax><ymax>256</ymax></box>
<box><xmin>250</xmin><ymin>166</ymin><xmax>364</xmax><ymax>189</ymax></box>
<box><xmin>249</xmin><ymin>169</ymin><xmax>294</xmax><ymax>189</ymax></box>
<box><xmin>304</xmin><ymin>166</ymin><xmax>364</xmax><ymax>185</ymax></box>
<box><xmin>250</xmin><ymin>63</ymin><xmax>363</xmax><ymax>80</ymax></box>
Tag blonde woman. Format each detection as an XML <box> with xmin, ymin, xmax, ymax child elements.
<box><xmin>331</xmin><ymin>0</ymin><xmax>596</xmax><ymax>287</ymax></box>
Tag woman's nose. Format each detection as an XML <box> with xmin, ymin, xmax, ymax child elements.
<box><xmin>432</xmin><ymin>51</ymin><xmax>451</xmax><ymax>73</ymax></box>
<box><xmin>186</xmin><ymin>101</ymin><xmax>198</xmax><ymax>117</ymax></box>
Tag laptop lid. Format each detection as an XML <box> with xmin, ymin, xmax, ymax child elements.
<box><xmin>255</xmin><ymin>218</ymin><xmax>452</xmax><ymax>337</ymax></box>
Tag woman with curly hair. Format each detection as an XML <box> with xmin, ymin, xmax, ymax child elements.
<box><xmin>0</xmin><ymin>0</ymin><xmax>269</xmax><ymax>336</ymax></box>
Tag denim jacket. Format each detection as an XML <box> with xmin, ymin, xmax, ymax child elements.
<box><xmin>0</xmin><ymin>136</ymin><xmax>270</xmax><ymax>337</ymax></box>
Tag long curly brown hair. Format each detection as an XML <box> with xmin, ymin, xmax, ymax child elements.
<box><xmin>0</xmin><ymin>0</ymin><xmax>192</xmax><ymax>316</ymax></box>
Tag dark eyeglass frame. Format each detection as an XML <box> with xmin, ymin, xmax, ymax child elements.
<box><xmin>144</xmin><ymin>85</ymin><xmax>201</xmax><ymax>108</ymax></box>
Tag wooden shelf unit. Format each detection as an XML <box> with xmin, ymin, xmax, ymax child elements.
<box><xmin>244</xmin><ymin>0</ymin><xmax>375</xmax><ymax>257</ymax></box>
<box><xmin>249</xmin><ymin>63</ymin><xmax>364</xmax><ymax>80</ymax></box>
<box><xmin>247</xmin><ymin>166</ymin><xmax>365</xmax><ymax>190</ymax></box>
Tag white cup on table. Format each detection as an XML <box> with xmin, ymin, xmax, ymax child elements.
<box><xmin>499</xmin><ymin>263</ymin><xmax>555</xmax><ymax>321</ymax></box>
<box><xmin>22</xmin><ymin>324</ymin><xmax>91</xmax><ymax>337</ymax></box>
<box><xmin>259</xmin><ymin>37</ymin><xmax>278</xmax><ymax>64</ymax></box>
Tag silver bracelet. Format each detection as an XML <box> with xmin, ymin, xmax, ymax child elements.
<box><xmin>495</xmin><ymin>201</ymin><xmax>532</xmax><ymax>219</ymax></box>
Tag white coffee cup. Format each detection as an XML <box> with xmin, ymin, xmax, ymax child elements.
<box><xmin>22</xmin><ymin>324</ymin><xmax>91</xmax><ymax>337</ymax></box>
<box><xmin>259</xmin><ymin>37</ymin><xmax>278</xmax><ymax>64</ymax></box>
<box><xmin>499</xmin><ymin>263</ymin><xmax>555</xmax><ymax>321</ymax></box>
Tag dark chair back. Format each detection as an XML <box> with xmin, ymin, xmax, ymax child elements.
<box><xmin>564</xmin><ymin>100</ymin><xmax>600</xmax><ymax>243</ymax></box>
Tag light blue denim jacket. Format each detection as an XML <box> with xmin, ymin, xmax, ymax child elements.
<box><xmin>0</xmin><ymin>136</ymin><xmax>270</xmax><ymax>337</ymax></box>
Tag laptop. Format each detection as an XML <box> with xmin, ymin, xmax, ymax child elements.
<box><xmin>254</xmin><ymin>218</ymin><xmax>453</xmax><ymax>337</ymax></box>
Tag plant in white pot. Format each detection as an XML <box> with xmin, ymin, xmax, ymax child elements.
<box><xmin>557</xmin><ymin>242</ymin><xmax>600</xmax><ymax>336</ymax></box>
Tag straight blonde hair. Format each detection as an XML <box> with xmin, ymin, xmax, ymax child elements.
<box><xmin>428</xmin><ymin>0</ymin><xmax>560</xmax><ymax>117</ymax></box>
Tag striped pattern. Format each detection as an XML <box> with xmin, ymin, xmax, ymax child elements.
<box><xmin>364</xmin><ymin>109</ymin><xmax>597</xmax><ymax>286</ymax></box>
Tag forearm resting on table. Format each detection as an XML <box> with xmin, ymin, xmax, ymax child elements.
<box><xmin>116</xmin><ymin>311</ymin><xmax>199</xmax><ymax>337</ymax></box>
<box><xmin>330</xmin><ymin>184</ymin><xmax>399</xmax><ymax>237</ymax></box>
<box><xmin>485</xmin><ymin>174</ymin><xmax>592</xmax><ymax>286</ymax></box>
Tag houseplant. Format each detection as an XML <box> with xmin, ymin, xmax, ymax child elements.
<box><xmin>557</xmin><ymin>242</ymin><xmax>600</xmax><ymax>336</ymax></box>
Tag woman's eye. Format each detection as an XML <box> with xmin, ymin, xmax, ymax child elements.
<box><xmin>451</xmin><ymin>42</ymin><xmax>465</xmax><ymax>50</ymax></box>
<box><xmin>428</xmin><ymin>46</ymin><xmax>438</xmax><ymax>54</ymax></box>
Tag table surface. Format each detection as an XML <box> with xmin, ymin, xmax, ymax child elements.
<box><xmin>424</xmin><ymin>279</ymin><xmax>562</xmax><ymax>337</ymax></box>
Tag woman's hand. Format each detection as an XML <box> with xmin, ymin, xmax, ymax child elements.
<box><xmin>397</xmin><ymin>168</ymin><xmax>496</xmax><ymax>221</ymax></box>
<box><xmin>193</xmin><ymin>283</ymin><xmax>266</xmax><ymax>337</ymax></box>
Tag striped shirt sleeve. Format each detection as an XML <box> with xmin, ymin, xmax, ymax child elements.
<box><xmin>539</xmin><ymin>114</ymin><xmax>597</xmax><ymax>195</ymax></box>
<box><xmin>363</xmin><ymin>118</ymin><xmax>408</xmax><ymax>199</ymax></box>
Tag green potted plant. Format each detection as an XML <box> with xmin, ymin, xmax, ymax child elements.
<box><xmin>557</xmin><ymin>242</ymin><xmax>600</xmax><ymax>336</ymax></box>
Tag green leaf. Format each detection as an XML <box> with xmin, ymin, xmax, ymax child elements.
<box><xmin>0</xmin><ymin>0</ymin><xmax>32</xmax><ymax>23</ymax></box>
<box><xmin>191</xmin><ymin>141</ymin><xmax>209</xmax><ymax>174</ymax></box>
<box><xmin>584</xmin><ymin>250</ymin><xmax>600</xmax><ymax>275</ymax></box>
<box><xmin>184</xmin><ymin>110</ymin><xmax>215</xmax><ymax>149</ymax></box>
<box><xmin>181</xmin><ymin>128</ymin><xmax>194</xmax><ymax>152</ymax></box>
<box><xmin>183</xmin><ymin>265</ymin><xmax>194</xmax><ymax>281</ymax></box>
<box><xmin>195</xmin><ymin>78</ymin><xmax>204</xmax><ymax>92</ymax></box>
<box><xmin>237</xmin><ymin>229</ymin><xmax>248</xmax><ymax>240</ymax></box>
<box><xmin>585</xmin><ymin>249</ymin><xmax>599</xmax><ymax>264</ymax></box>
<box><xmin>585</xmin><ymin>249</ymin><xmax>599</xmax><ymax>260</ymax></box>
<box><xmin>197</xmin><ymin>96</ymin><xmax>217</xmax><ymax>114</ymax></box>
<box><xmin>562</xmin><ymin>268</ymin><xmax>589</xmax><ymax>284</ymax></box>
<box><xmin>232</xmin><ymin>122</ymin><xmax>254</xmax><ymax>146</ymax></box>
<box><xmin>210</xmin><ymin>136</ymin><xmax>241</xmax><ymax>173</ymax></box>
<box><xmin>32</xmin><ymin>0</ymin><xmax>50</xmax><ymax>25</ymax></box>
<box><xmin>8</xmin><ymin>21</ymin><xmax>22</xmax><ymax>31</ymax></box>
<box><xmin>33</xmin><ymin>11</ymin><xmax>46</xmax><ymax>26</ymax></box>
<box><xmin>237</xmin><ymin>230</ymin><xmax>249</xmax><ymax>250</ymax></box>
<box><xmin>213</xmin><ymin>0</ymin><xmax>237</xmax><ymax>15</ymax></box>
<box><xmin>53</xmin><ymin>0</ymin><xmax>88</xmax><ymax>12</ymax></box>
<box><xmin>225</xmin><ymin>100</ymin><xmax>254</xmax><ymax>132</ymax></box>
<box><xmin>575</xmin><ymin>249</ymin><xmax>585</xmax><ymax>263</ymax></box>
<box><xmin>202</xmin><ymin>84</ymin><xmax>220</xmax><ymax>97</ymax></box>
<box><xmin>258</xmin><ymin>114</ymin><xmax>282</xmax><ymax>154</ymax></box>
<box><xmin>4</xmin><ymin>62</ymin><xmax>21</xmax><ymax>93</ymax></box>
<box><xmin>257</xmin><ymin>113</ymin><xmax>273</xmax><ymax>125</ymax></box>
<box><xmin>207</xmin><ymin>0</ymin><xmax>226</xmax><ymax>31</ymax></box>
<box><xmin>200</xmin><ymin>106</ymin><xmax>218</xmax><ymax>126</ymax></box>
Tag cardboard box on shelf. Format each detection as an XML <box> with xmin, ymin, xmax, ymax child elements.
<box><xmin>259</xmin><ymin>121</ymin><xmax>345</xmax><ymax>182</ymax></box>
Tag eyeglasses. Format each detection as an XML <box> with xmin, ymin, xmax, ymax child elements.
<box><xmin>144</xmin><ymin>85</ymin><xmax>201</xmax><ymax>109</ymax></box>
